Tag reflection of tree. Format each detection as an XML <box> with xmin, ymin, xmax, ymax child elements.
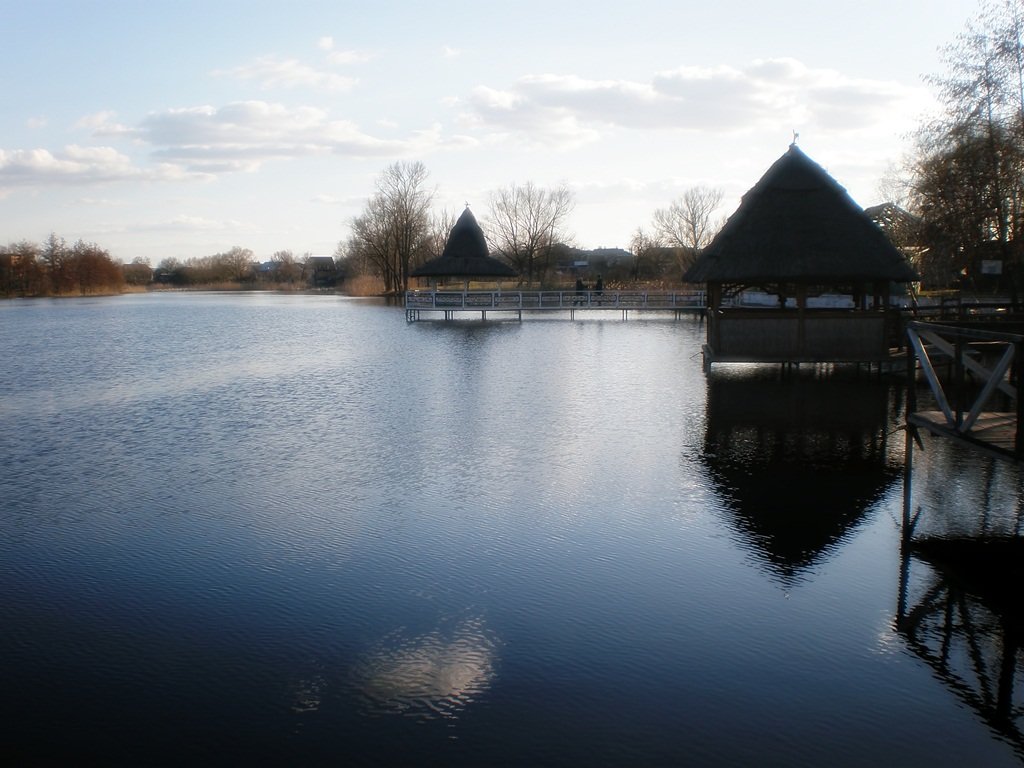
<box><xmin>896</xmin><ymin>539</ymin><xmax>1024</xmax><ymax>757</ymax></box>
<box><xmin>700</xmin><ymin>371</ymin><xmax>901</xmax><ymax>582</ymax></box>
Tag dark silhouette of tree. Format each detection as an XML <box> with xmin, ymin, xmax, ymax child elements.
<box><xmin>0</xmin><ymin>240</ymin><xmax>44</xmax><ymax>296</ymax></box>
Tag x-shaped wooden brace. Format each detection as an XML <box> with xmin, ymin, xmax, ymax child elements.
<box><xmin>907</xmin><ymin>326</ymin><xmax>1017</xmax><ymax>433</ymax></box>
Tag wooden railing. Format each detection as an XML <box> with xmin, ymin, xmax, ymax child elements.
<box><xmin>404</xmin><ymin>289</ymin><xmax>706</xmax><ymax>318</ymax></box>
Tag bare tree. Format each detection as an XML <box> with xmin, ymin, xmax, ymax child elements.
<box><xmin>220</xmin><ymin>246</ymin><xmax>255</xmax><ymax>282</ymax></box>
<box><xmin>272</xmin><ymin>249</ymin><xmax>302</xmax><ymax>284</ymax></box>
<box><xmin>652</xmin><ymin>186</ymin><xmax>724</xmax><ymax>277</ymax></box>
<box><xmin>41</xmin><ymin>233</ymin><xmax>72</xmax><ymax>294</ymax></box>
<box><xmin>68</xmin><ymin>240</ymin><xmax>123</xmax><ymax>294</ymax></box>
<box><xmin>628</xmin><ymin>226</ymin><xmax>664</xmax><ymax>282</ymax></box>
<box><xmin>424</xmin><ymin>208</ymin><xmax>459</xmax><ymax>262</ymax></box>
<box><xmin>347</xmin><ymin>161</ymin><xmax>434</xmax><ymax>294</ymax></box>
<box><xmin>486</xmin><ymin>181</ymin><xmax>575</xmax><ymax>285</ymax></box>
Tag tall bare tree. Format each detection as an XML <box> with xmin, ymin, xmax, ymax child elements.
<box><xmin>486</xmin><ymin>181</ymin><xmax>574</xmax><ymax>285</ymax></box>
<box><xmin>652</xmin><ymin>186</ymin><xmax>724</xmax><ymax>277</ymax></box>
<box><xmin>910</xmin><ymin>0</ymin><xmax>1024</xmax><ymax>289</ymax></box>
<box><xmin>347</xmin><ymin>161</ymin><xmax>434</xmax><ymax>294</ymax></box>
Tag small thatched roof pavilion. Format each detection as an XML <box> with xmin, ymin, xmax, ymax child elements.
<box><xmin>410</xmin><ymin>207</ymin><xmax>517</xmax><ymax>286</ymax></box>
<box><xmin>684</xmin><ymin>144</ymin><xmax>917</xmax><ymax>370</ymax></box>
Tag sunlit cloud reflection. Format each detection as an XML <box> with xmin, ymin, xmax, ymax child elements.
<box><xmin>353</xmin><ymin>617</ymin><xmax>498</xmax><ymax>720</ymax></box>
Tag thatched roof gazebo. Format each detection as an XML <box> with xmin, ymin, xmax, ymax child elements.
<box><xmin>684</xmin><ymin>143</ymin><xmax>917</xmax><ymax>370</ymax></box>
<box><xmin>410</xmin><ymin>207</ymin><xmax>516</xmax><ymax>287</ymax></box>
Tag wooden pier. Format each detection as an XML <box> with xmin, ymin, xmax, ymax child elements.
<box><xmin>404</xmin><ymin>289</ymin><xmax>705</xmax><ymax>322</ymax></box>
<box><xmin>905</xmin><ymin>321</ymin><xmax>1024</xmax><ymax>463</ymax></box>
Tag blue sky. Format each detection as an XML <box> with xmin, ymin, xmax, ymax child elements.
<box><xmin>0</xmin><ymin>0</ymin><xmax>985</xmax><ymax>264</ymax></box>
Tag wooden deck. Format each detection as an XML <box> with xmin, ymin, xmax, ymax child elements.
<box><xmin>404</xmin><ymin>289</ymin><xmax>705</xmax><ymax>321</ymax></box>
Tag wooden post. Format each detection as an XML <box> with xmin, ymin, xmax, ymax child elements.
<box><xmin>954</xmin><ymin>334</ymin><xmax>965</xmax><ymax>429</ymax></box>
<box><xmin>797</xmin><ymin>283</ymin><xmax>807</xmax><ymax>359</ymax></box>
<box><xmin>903</xmin><ymin>422</ymin><xmax>914</xmax><ymax>542</ymax></box>
<box><xmin>1016</xmin><ymin>337</ymin><xmax>1024</xmax><ymax>457</ymax></box>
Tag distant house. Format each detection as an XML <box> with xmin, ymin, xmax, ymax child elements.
<box><xmin>684</xmin><ymin>143</ymin><xmax>917</xmax><ymax>370</ymax></box>
<box><xmin>304</xmin><ymin>256</ymin><xmax>338</xmax><ymax>287</ymax></box>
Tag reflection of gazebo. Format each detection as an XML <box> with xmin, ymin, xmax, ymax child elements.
<box><xmin>410</xmin><ymin>207</ymin><xmax>517</xmax><ymax>288</ymax></box>
<box><xmin>701</xmin><ymin>371</ymin><xmax>900</xmax><ymax>582</ymax></box>
<box><xmin>685</xmin><ymin>144</ymin><xmax>917</xmax><ymax>371</ymax></box>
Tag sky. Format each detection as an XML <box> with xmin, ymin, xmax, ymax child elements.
<box><xmin>0</xmin><ymin>0</ymin><xmax>988</xmax><ymax>264</ymax></box>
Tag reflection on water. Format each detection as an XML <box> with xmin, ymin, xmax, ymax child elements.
<box><xmin>3</xmin><ymin>294</ymin><xmax>1024</xmax><ymax>766</ymax></box>
<box><xmin>700</xmin><ymin>368</ymin><xmax>902</xmax><ymax>582</ymax></box>
<box><xmin>354</xmin><ymin>617</ymin><xmax>498</xmax><ymax>720</ymax></box>
<box><xmin>897</xmin><ymin>538</ymin><xmax>1024</xmax><ymax>757</ymax></box>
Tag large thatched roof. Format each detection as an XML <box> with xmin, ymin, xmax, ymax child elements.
<box><xmin>684</xmin><ymin>144</ymin><xmax>917</xmax><ymax>284</ymax></box>
<box><xmin>410</xmin><ymin>207</ymin><xmax>517</xmax><ymax>279</ymax></box>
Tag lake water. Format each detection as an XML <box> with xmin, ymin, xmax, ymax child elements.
<box><xmin>1</xmin><ymin>292</ymin><xmax>1022</xmax><ymax>766</ymax></box>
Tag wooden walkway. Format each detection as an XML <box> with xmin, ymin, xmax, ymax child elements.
<box><xmin>404</xmin><ymin>289</ymin><xmax>705</xmax><ymax>322</ymax></box>
<box><xmin>905</xmin><ymin>321</ymin><xmax>1024</xmax><ymax>463</ymax></box>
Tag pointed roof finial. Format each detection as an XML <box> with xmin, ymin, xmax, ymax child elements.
<box><xmin>792</xmin><ymin>130</ymin><xmax>800</xmax><ymax>146</ymax></box>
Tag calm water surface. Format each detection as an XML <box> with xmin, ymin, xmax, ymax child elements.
<box><xmin>1</xmin><ymin>292</ymin><xmax>1022</xmax><ymax>766</ymax></box>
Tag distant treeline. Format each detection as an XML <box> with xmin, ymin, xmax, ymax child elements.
<box><xmin>0</xmin><ymin>238</ymin><xmax>341</xmax><ymax>298</ymax></box>
<box><xmin>153</xmin><ymin>248</ymin><xmax>339</xmax><ymax>288</ymax></box>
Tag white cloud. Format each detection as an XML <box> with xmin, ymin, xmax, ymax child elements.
<box><xmin>75</xmin><ymin>196</ymin><xmax>127</xmax><ymax>206</ymax></box>
<box><xmin>317</xmin><ymin>36</ymin><xmax>334</xmax><ymax>51</ymax></box>
<box><xmin>141</xmin><ymin>215</ymin><xmax>248</xmax><ymax>233</ymax></box>
<box><xmin>25</xmin><ymin>116</ymin><xmax>47</xmax><ymax>129</ymax></box>
<box><xmin>311</xmin><ymin>193</ymin><xmax>342</xmax><ymax>204</ymax></box>
<box><xmin>460</xmin><ymin>84</ymin><xmax>601</xmax><ymax>148</ymax></box>
<box><xmin>77</xmin><ymin>111</ymin><xmax>134</xmax><ymax>137</ymax></box>
<box><xmin>2</xmin><ymin>95</ymin><xmax>446</xmax><ymax>193</ymax></box>
<box><xmin>326</xmin><ymin>49</ymin><xmax>372</xmax><ymax>65</ymax></box>
<box><xmin>442</xmin><ymin>46</ymin><xmax>461</xmax><ymax>59</ymax></box>
<box><xmin>0</xmin><ymin>145</ymin><xmax>206</xmax><ymax>187</ymax></box>
<box><xmin>133</xmin><ymin>100</ymin><xmax>425</xmax><ymax>172</ymax></box>
<box><xmin>213</xmin><ymin>55</ymin><xmax>358</xmax><ymax>91</ymax></box>
<box><xmin>460</xmin><ymin>57</ymin><xmax>925</xmax><ymax>142</ymax></box>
